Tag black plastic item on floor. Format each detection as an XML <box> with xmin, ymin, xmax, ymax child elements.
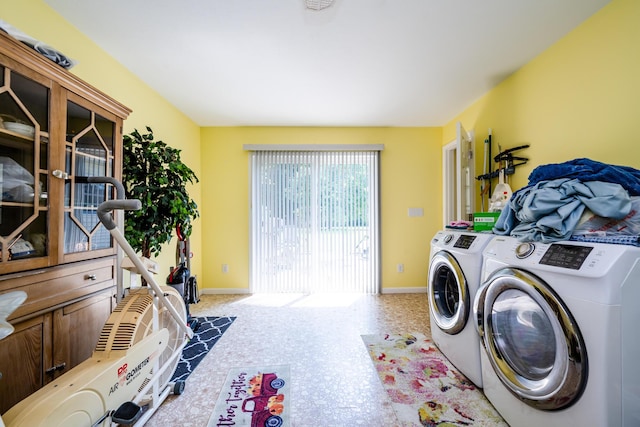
<box><xmin>185</xmin><ymin>275</ymin><xmax>200</xmax><ymax>305</ymax></box>
<box><xmin>166</xmin><ymin>262</ymin><xmax>199</xmax><ymax>325</ymax></box>
<box><xmin>167</xmin><ymin>224</ymin><xmax>201</xmax><ymax>326</ymax></box>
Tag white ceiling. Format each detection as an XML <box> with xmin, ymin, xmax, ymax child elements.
<box><xmin>45</xmin><ymin>0</ymin><xmax>609</xmax><ymax>127</ymax></box>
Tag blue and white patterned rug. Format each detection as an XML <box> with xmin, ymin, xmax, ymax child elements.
<box><xmin>170</xmin><ymin>316</ymin><xmax>236</xmax><ymax>382</ymax></box>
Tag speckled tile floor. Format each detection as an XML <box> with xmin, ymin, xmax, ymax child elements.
<box><xmin>144</xmin><ymin>292</ymin><xmax>430</xmax><ymax>427</ymax></box>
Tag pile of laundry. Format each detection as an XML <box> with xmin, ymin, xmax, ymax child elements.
<box><xmin>493</xmin><ymin>158</ymin><xmax>640</xmax><ymax>245</ymax></box>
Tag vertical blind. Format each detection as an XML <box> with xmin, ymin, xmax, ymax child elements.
<box><xmin>250</xmin><ymin>150</ymin><xmax>380</xmax><ymax>294</ymax></box>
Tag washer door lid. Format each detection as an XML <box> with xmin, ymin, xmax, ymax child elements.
<box><xmin>477</xmin><ymin>267</ymin><xmax>588</xmax><ymax>411</ymax></box>
<box><xmin>428</xmin><ymin>250</ymin><xmax>469</xmax><ymax>334</ymax></box>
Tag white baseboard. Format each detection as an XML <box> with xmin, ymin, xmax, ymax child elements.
<box><xmin>199</xmin><ymin>287</ymin><xmax>426</xmax><ymax>295</ymax></box>
<box><xmin>200</xmin><ymin>288</ymin><xmax>251</xmax><ymax>295</ymax></box>
<box><xmin>380</xmin><ymin>286</ymin><xmax>427</xmax><ymax>294</ymax></box>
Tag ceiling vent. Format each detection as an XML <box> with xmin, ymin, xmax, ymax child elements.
<box><xmin>305</xmin><ymin>0</ymin><xmax>334</xmax><ymax>10</ymax></box>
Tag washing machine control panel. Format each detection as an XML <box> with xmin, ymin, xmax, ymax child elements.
<box><xmin>509</xmin><ymin>241</ymin><xmax>594</xmax><ymax>269</ymax></box>
<box><xmin>486</xmin><ymin>236</ymin><xmax>636</xmax><ymax>278</ymax></box>
<box><xmin>453</xmin><ymin>234</ymin><xmax>477</xmax><ymax>249</ymax></box>
<box><xmin>540</xmin><ymin>243</ymin><xmax>594</xmax><ymax>270</ymax></box>
<box><xmin>515</xmin><ymin>242</ymin><xmax>536</xmax><ymax>259</ymax></box>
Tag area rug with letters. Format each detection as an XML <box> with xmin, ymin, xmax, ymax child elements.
<box><xmin>207</xmin><ymin>364</ymin><xmax>291</xmax><ymax>427</ymax></box>
<box><xmin>170</xmin><ymin>316</ymin><xmax>236</xmax><ymax>383</ymax></box>
<box><xmin>362</xmin><ymin>333</ymin><xmax>508</xmax><ymax>427</ymax></box>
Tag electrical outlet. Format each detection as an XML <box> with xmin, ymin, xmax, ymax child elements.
<box><xmin>397</xmin><ymin>263</ymin><xmax>404</xmax><ymax>273</ymax></box>
<box><xmin>222</xmin><ymin>264</ymin><xmax>229</xmax><ymax>274</ymax></box>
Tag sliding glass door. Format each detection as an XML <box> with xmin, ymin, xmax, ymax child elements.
<box><xmin>250</xmin><ymin>150</ymin><xmax>380</xmax><ymax>294</ymax></box>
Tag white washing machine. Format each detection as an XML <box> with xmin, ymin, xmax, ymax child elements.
<box><xmin>428</xmin><ymin>230</ymin><xmax>494</xmax><ymax>387</ymax></box>
<box><xmin>474</xmin><ymin>236</ymin><xmax>640</xmax><ymax>427</ymax></box>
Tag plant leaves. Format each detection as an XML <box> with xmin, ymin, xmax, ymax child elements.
<box><xmin>123</xmin><ymin>127</ymin><xmax>200</xmax><ymax>258</ymax></box>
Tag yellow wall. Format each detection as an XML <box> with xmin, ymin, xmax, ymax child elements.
<box><xmin>3</xmin><ymin>0</ymin><xmax>203</xmax><ymax>280</ymax></box>
<box><xmin>201</xmin><ymin>127</ymin><xmax>442</xmax><ymax>291</ymax></box>
<box><xmin>6</xmin><ymin>0</ymin><xmax>637</xmax><ymax>293</ymax></box>
<box><xmin>444</xmin><ymin>0</ymin><xmax>640</xmax><ymax>201</ymax></box>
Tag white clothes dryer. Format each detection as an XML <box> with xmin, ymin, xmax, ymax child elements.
<box><xmin>428</xmin><ymin>230</ymin><xmax>495</xmax><ymax>387</ymax></box>
<box><xmin>474</xmin><ymin>236</ymin><xmax>640</xmax><ymax>427</ymax></box>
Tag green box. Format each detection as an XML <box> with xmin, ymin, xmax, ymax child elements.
<box><xmin>473</xmin><ymin>212</ymin><xmax>501</xmax><ymax>232</ymax></box>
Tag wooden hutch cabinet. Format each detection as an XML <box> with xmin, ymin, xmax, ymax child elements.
<box><xmin>0</xmin><ymin>31</ymin><xmax>131</xmax><ymax>413</ymax></box>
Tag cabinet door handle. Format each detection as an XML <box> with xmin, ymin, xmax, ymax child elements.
<box><xmin>52</xmin><ymin>169</ymin><xmax>70</xmax><ymax>180</ymax></box>
<box><xmin>85</xmin><ymin>274</ymin><xmax>97</xmax><ymax>281</ymax></box>
<box><xmin>45</xmin><ymin>363</ymin><xmax>67</xmax><ymax>375</ymax></box>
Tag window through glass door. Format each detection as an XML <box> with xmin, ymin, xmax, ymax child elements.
<box><xmin>250</xmin><ymin>150</ymin><xmax>380</xmax><ymax>294</ymax></box>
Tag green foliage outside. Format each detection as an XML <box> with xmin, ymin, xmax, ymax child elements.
<box><xmin>261</xmin><ymin>162</ymin><xmax>370</xmax><ymax>228</ymax></box>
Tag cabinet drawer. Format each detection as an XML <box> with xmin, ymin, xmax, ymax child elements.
<box><xmin>0</xmin><ymin>258</ymin><xmax>115</xmax><ymax>322</ymax></box>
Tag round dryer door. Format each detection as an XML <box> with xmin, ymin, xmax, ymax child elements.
<box><xmin>474</xmin><ymin>267</ymin><xmax>588</xmax><ymax>410</ymax></box>
<box><xmin>428</xmin><ymin>250</ymin><xmax>469</xmax><ymax>334</ymax></box>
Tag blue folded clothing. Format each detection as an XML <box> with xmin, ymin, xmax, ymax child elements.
<box><xmin>528</xmin><ymin>158</ymin><xmax>640</xmax><ymax>196</ymax></box>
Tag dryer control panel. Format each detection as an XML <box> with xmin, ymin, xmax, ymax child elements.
<box><xmin>514</xmin><ymin>241</ymin><xmax>595</xmax><ymax>270</ymax></box>
<box><xmin>453</xmin><ymin>234</ymin><xmax>477</xmax><ymax>249</ymax></box>
<box><xmin>540</xmin><ymin>244</ymin><xmax>594</xmax><ymax>270</ymax></box>
<box><xmin>432</xmin><ymin>230</ymin><xmax>495</xmax><ymax>255</ymax></box>
<box><xmin>483</xmin><ymin>236</ymin><xmax>632</xmax><ymax>278</ymax></box>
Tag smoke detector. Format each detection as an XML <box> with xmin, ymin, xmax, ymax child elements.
<box><xmin>305</xmin><ymin>0</ymin><xmax>334</xmax><ymax>10</ymax></box>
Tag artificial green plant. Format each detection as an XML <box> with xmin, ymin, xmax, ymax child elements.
<box><xmin>122</xmin><ymin>126</ymin><xmax>199</xmax><ymax>259</ymax></box>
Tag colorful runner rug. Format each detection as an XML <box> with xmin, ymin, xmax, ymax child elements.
<box><xmin>170</xmin><ymin>316</ymin><xmax>236</xmax><ymax>383</ymax></box>
<box><xmin>208</xmin><ymin>365</ymin><xmax>291</xmax><ymax>427</ymax></box>
<box><xmin>362</xmin><ymin>333</ymin><xmax>508</xmax><ymax>427</ymax></box>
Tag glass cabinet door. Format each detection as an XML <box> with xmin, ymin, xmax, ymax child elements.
<box><xmin>0</xmin><ymin>65</ymin><xmax>49</xmax><ymax>269</ymax></box>
<box><xmin>63</xmin><ymin>100</ymin><xmax>116</xmax><ymax>256</ymax></box>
